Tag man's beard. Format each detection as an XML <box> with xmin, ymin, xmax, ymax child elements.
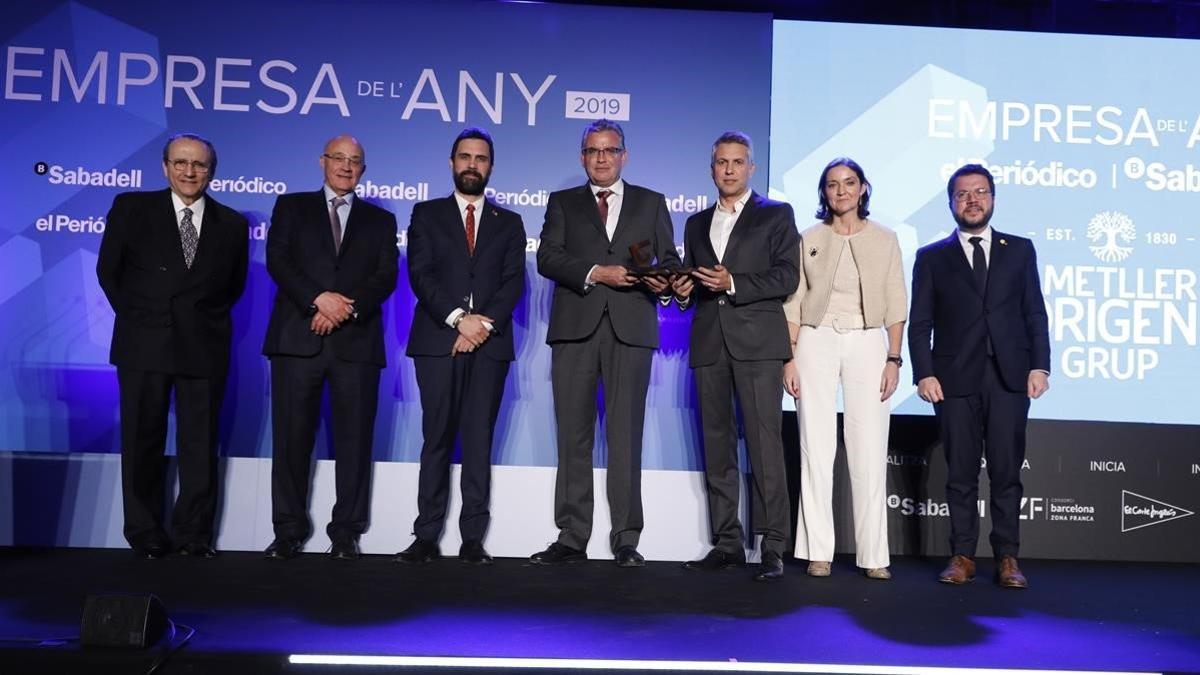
<box><xmin>455</xmin><ymin>169</ymin><xmax>489</xmax><ymax>196</ymax></box>
<box><xmin>954</xmin><ymin>204</ymin><xmax>993</xmax><ymax>231</ymax></box>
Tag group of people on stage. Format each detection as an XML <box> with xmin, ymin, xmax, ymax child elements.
<box><xmin>96</xmin><ymin>119</ymin><xmax>1050</xmax><ymax>589</ymax></box>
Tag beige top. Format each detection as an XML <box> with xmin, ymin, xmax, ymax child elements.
<box><xmin>824</xmin><ymin>234</ymin><xmax>864</xmax><ymax>322</ymax></box>
<box><xmin>784</xmin><ymin>219</ymin><xmax>907</xmax><ymax>329</ymax></box>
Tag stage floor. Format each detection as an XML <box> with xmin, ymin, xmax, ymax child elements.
<box><xmin>1</xmin><ymin>547</ymin><xmax>1197</xmax><ymax>674</ymax></box>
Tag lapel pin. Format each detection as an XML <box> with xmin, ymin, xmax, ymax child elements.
<box><xmin>491</xmin><ymin>209</ymin><xmax>498</xmax><ymax>217</ymax></box>
<box><xmin>999</xmin><ymin>238</ymin><xmax>1007</xmax><ymax>245</ymax></box>
<box><xmin>809</xmin><ymin>247</ymin><xmax>818</xmax><ymax>257</ymax></box>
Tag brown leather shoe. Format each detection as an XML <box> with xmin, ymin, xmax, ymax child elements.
<box><xmin>996</xmin><ymin>555</ymin><xmax>1029</xmax><ymax>589</ymax></box>
<box><xmin>938</xmin><ymin>555</ymin><xmax>976</xmax><ymax>584</ymax></box>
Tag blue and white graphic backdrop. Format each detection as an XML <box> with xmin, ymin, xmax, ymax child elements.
<box><xmin>1</xmin><ymin>0</ymin><xmax>772</xmax><ymax>470</ymax></box>
<box><xmin>771</xmin><ymin>21</ymin><xmax>1199</xmax><ymax>425</ymax></box>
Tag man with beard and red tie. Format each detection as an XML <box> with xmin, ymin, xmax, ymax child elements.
<box><xmin>396</xmin><ymin>128</ymin><xmax>526</xmax><ymax>565</ymax></box>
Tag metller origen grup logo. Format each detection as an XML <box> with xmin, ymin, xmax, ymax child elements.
<box><xmin>1121</xmin><ymin>490</ymin><xmax>1194</xmax><ymax>532</ymax></box>
<box><xmin>1087</xmin><ymin>210</ymin><xmax>1136</xmax><ymax>263</ymax></box>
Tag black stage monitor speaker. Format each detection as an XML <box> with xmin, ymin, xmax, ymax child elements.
<box><xmin>81</xmin><ymin>593</ymin><xmax>168</xmax><ymax>649</ymax></box>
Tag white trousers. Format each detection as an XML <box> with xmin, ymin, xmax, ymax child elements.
<box><xmin>792</xmin><ymin>324</ymin><xmax>891</xmax><ymax>569</ymax></box>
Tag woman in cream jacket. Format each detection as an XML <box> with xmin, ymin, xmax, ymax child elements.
<box><xmin>782</xmin><ymin>158</ymin><xmax>906</xmax><ymax>579</ymax></box>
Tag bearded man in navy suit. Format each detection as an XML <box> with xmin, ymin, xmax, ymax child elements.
<box><xmin>909</xmin><ymin>164</ymin><xmax>1050</xmax><ymax>589</ymax></box>
<box><xmin>395</xmin><ymin>128</ymin><xmax>526</xmax><ymax>566</ymax></box>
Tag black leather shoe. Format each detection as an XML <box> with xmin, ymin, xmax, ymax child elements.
<box><xmin>459</xmin><ymin>540</ymin><xmax>493</xmax><ymax>566</ymax></box>
<box><xmin>682</xmin><ymin>548</ymin><xmax>745</xmax><ymax>571</ymax></box>
<box><xmin>395</xmin><ymin>539</ymin><xmax>440</xmax><ymax>564</ymax></box>
<box><xmin>264</xmin><ymin>538</ymin><xmax>303</xmax><ymax>560</ymax></box>
<box><xmin>529</xmin><ymin>542</ymin><xmax>587</xmax><ymax>565</ymax></box>
<box><xmin>175</xmin><ymin>541</ymin><xmax>216</xmax><ymax>558</ymax></box>
<box><xmin>754</xmin><ymin>551</ymin><xmax>785</xmax><ymax>582</ymax></box>
<box><xmin>615</xmin><ymin>546</ymin><xmax>645</xmax><ymax>568</ymax></box>
<box><xmin>132</xmin><ymin>540</ymin><xmax>171</xmax><ymax>559</ymax></box>
<box><xmin>330</xmin><ymin>539</ymin><xmax>360</xmax><ymax>560</ymax></box>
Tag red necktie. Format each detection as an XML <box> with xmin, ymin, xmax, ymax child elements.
<box><xmin>596</xmin><ymin>190</ymin><xmax>611</xmax><ymax>228</ymax></box>
<box><xmin>465</xmin><ymin>203</ymin><xmax>476</xmax><ymax>256</ymax></box>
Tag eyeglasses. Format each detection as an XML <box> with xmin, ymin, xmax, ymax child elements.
<box><xmin>168</xmin><ymin>159</ymin><xmax>211</xmax><ymax>173</ymax></box>
<box><xmin>582</xmin><ymin>147</ymin><xmax>625</xmax><ymax>159</ymax></box>
<box><xmin>953</xmin><ymin>188</ymin><xmax>992</xmax><ymax>202</ymax></box>
<box><xmin>323</xmin><ymin>153</ymin><xmax>365</xmax><ymax>167</ymax></box>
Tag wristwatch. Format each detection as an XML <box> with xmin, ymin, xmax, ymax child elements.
<box><xmin>452</xmin><ymin>312</ymin><xmax>467</xmax><ymax>328</ymax></box>
<box><xmin>886</xmin><ymin>354</ymin><xmax>904</xmax><ymax>367</ymax></box>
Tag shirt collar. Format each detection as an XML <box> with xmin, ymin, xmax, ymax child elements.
<box><xmin>716</xmin><ymin>189</ymin><xmax>752</xmax><ymax>214</ymax></box>
<box><xmin>590</xmin><ymin>179</ymin><xmax>624</xmax><ymax>198</ymax></box>
<box><xmin>957</xmin><ymin>225</ymin><xmax>992</xmax><ymax>245</ymax></box>
<box><xmin>170</xmin><ymin>191</ymin><xmax>205</xmax><ymax>216</ymax></box>
<box><xmin>324</xmin><ymin>185</ymin><xmax>355</xmax><ymax>206</ymax></box>
<box><xmin>454</xmin><ymin>191</ymin><xmax>485</xmax><ymax>213</ymax></box>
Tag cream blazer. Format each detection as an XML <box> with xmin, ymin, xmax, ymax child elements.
<box><xmin>783</xmin><ymin>220</ymin><xmax>907</xmax><ymax>328</ymax></box>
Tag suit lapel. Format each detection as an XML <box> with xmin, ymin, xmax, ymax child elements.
<box><xmin>609</xmin><ymin>185</ymin><xmax>634</xmax><ymax>245</ymax></box>
<box><xmin>720</xmin><ymin>192</ymin><xmax>758</xmax><ymax>265</ymax></box>
<box><xmin>158</xmin><ymin>190</ymin><xmax>189</xmax><ymax>270</ymax></box>
<box><xmin>984</xmin><ymin>229</ymin><xmax>1010</xmax><ymax>302</ymax></box>
<box><xmin>696</xmin><ymin>206</ymin><xmax>718</xmax><ymax>266</ymax></box>
<box><xmin>470</xmin><ymin>198</ymin><xmax>502</xmax><ymax>266</ymax></box>
<box><xmin>578</xmin><ymin>185</ymin><xmax>607</xmax><ymax>238</ymax></box>
<box><xmin>943</xmin><ymin>232</ymin><xmax>981</xmax><ymax>297</ymax></box>
<box><xmin>187</xmin><ymin>197</ymin><xmax>217</xmax><ymax>275</ymax></box>
<box><xmin>442</xmin><ymin>195</ymin><xmax>473</xmax><ymax>261</ymax></box>
<box><xmin>316</xmin><ymin>189</ymin><xmax>345</xmax><ymax>257</ymax></box>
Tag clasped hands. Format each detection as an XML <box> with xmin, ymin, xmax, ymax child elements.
<box><xmin>310</xmin><ymin>291</ymin><xmax>356</xmax><ymax>336</ymax></box>
<box><xmin>451</xmin><ymin>313</ymin><xmax>494</xmax><ymax>357</ymax></box>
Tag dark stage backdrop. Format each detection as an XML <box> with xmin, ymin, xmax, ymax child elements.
<box><xmin>1</xmin><ymin>0</ymin><xmax>1197</xmax><ymax>561</ymax></box>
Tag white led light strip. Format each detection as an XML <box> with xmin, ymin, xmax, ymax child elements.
<box><xmin>287</xmin><ymin>654</ymin><xmax>1156</xmax><ymax>675</ymax></box>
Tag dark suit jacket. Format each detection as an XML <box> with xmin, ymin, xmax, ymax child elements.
<box><xmin>682</xmin><ymin>192</ymin><xmax>800</xmax><ymax>367</ymax></box>
<box><xmin>405</xmin><ymin>195</ymin><xmax>526</xmax><ymax>361</ymax></box>
<box><xmin>262</xmin><ymin>190</ymin><xmax>399</xmax><ymax>367</ymax></box>
<box><xmin>537</xmin><ymin>182</ymin><xmax>680</xmax><ymax>348</ymax></box>
<box><xmin>97</xmin><ymin>189</ymin><xmax>249</xmax><ymax>377</ymax></box>
<box><xmin>908</xmin><ymin>230</ymin><xmax>1051</xmax><ymax>395</ymax></box>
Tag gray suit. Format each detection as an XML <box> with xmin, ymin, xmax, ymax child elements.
<box><xmin>537</xmin><ymin>182</ymin><xmax>679</xmax><ymax>551</ymax></box>
<box><xmin>682</xmin><ymin>192</ymin><xmax>799</xmax><ymax>556</ymax></box>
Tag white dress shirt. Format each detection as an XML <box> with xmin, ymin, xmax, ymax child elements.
<box><xmin>956</xmin><ymin>225</ymin><xmax>992</xmax><ymax>269</ymax></box>
<box><xmin>170</xmin><ymin>192</ymin><xmax>206</xmax><ymax>235</ymax></box>
<box><xmin>709</xmin><ymin>189</ymin><xmax>751</xmax><ymax>296</ymax></box>
<box><xmin>584</xmin><ymin>179</ymin><xmax>626</xmax><ymax>287</ymax></box>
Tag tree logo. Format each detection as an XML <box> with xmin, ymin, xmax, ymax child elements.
<box><xmin>1087</xmin><ymin>211</ymin><xmax>1136</xmax><ymax>262</ymax></box>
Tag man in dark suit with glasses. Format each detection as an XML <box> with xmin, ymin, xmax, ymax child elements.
<box><xmin>533</xmin><ymin>119</ymin><xmax>679</xmax><ymax>568</ymax></box>
<box><xmin>909</xmin><ymin>163</ymin><xmax>1050</xmax><ymax>589</ymax></box>
<box><xmin>97</xmin><ymin>132</ymin><xmax>249</xmax><ymax>559</ymax></box>
<box><xmin>262</xmin><ymin>135</ymin><xmax>399</xmax><ymax>561</ymax></box>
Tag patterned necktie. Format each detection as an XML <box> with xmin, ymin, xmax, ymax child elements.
<box><xmin>465</xmin><ymin>203</ymin><xmax>476</xmax><ymax>256</ymax></box>
<box><xmin>969</xmin><ymin>236</ymin><xmax>988</xmax><ymax>291</ymax></box>
<box><xmin>330</xmin><ymin>197</ymin><xmax>346</xmax><ymax>253</ymax></box>
<box><xmin>596</xmin><ymin>190</ymin><xmax>611</xmax><ymax>235</ymax></box>
<box><xmin>180</xmin><ymin>207</ymin><xmax>198</xmax><ymax>269</ymax></box>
